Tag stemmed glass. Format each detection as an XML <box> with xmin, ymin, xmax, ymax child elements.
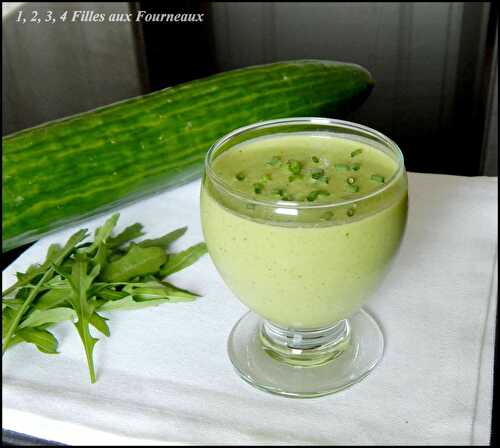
<box><xmin>200</xmin><ymin>118</ymin><xmax>408</xmax><ymax>397</ymax></box>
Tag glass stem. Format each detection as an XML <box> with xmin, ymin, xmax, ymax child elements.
<box><xmin>260</xmin><ymin>319</ymin><xmax>351</xmax><ymax>367</ymax></box>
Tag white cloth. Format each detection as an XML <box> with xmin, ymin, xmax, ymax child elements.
<box><xmin>2</xmin><ymin>173</ymin><xmax>497</xmax><ymax>445</ymax></box>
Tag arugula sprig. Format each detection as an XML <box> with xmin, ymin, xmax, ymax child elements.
<box><xmin>2</xmin><ymin>213</ymin><xmax>207</xmax><ymax>383</ymax></box>
<box><xmin>2</xmin><ymin>228</ymin><xmax>88</xmax><ymax>355</ymax></box>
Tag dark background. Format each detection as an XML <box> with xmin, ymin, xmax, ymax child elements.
<box><xmin>2</xmin><ymin>2</ymin><xmax>498</xmax><ymax>445</ymax></box>
<box><xmin>3</xmin><ymin>2</ymin><xmax>498</xmax><ymax>177</ymax></box>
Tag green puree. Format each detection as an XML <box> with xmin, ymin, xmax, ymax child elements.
<box><xmin>201</xmin><ymin>132</ymin><xmax>408</xmax><ymax>329</ymax></box>
<box><xmin>211</xmin><ymin>133</ymin><xmax>396</xmax><ymax>203</ymax></box>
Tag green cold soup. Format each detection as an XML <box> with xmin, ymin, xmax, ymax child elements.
<box><xmin>201</xmin><ymin>133</ymin><xmax>408</xmax><ymax>329</ymax></box>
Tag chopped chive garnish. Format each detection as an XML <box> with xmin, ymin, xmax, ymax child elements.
<box><xmin>335</xmin><ymin>164</ymin><xmax>350</xmax><ymax>171</ymax></box>
<box><xmin>287</xmin><ymin>159</ymin><xmax>303</xmax><ymax>175</ymax></box>
<box><xmin>267</xmin><ymin>155</ymin><xmax>282</xmax><ymax>167</ymax></box>
<box><xmin>317</xmin><ymin>175</ymin><xmax>330</xmax><ymax>184</ymax></box>
<box><xmin>312</xmin><ymin>156</ymin><xmax>320</xmax><ymax>163</ymax></box>
<box><xmin>260</xmin><ymin>173</ymin><xmax>272</xmax><ymax>182</ymax></box>
<box><xmin>272</xmin><ymin>188</ymin><xmax>294</xmax><ymax>201</ymax></box>
<box><xmin>346</xmin><ymin>176</ymin><xmax>356</xmax><ymax>185</ymax></box>
<box><xmin>321</xmin><ymin>211</ymin><xmax>334</xmax><ymax>221</ymax></box>
<box><xmin>351</xmin><ymin>163</ymin><xmax>361</xmax><ymax>171</ymax></box>
<box><xmin>307</xmin><ymin>190</ymin><xmax>330</xmax><ymax>202</ymax></box>
<box><xmin>347</xmin><ymin>207</ymin><xmax>356</xmax><ymax>217</ymax></box>
<box><xmin>351</xmin><ymin>148</ymin><xmax>363</xmax><ymax>157</ymax></box>
<box><xmin>371</xmin><ymin>174</ymin><xmax>385</xmax><ymax>183</ymax></box>
<box><xmin>346</xmin><ymin>184</ymin><xmax>359</xmax><ymax>193</ymax></box>
<box><xmin>311</xmin><ymin>168</ymin><xmax>325</xmax><ymax>179</ymax></box>
<box><xmin>307</xmin><ymin>191</ymin><xmax>320</xmax><ymax>201</ymax></box>
<box><xmin>253</xmin><ymin>182</ymin><xmax>264</xmax><ymax>194</ymax></box>
<box><xmin>235</xmin><ymin>171</ymin><xmax>246</xmax><ymax>181</ymax></box>
<box><xmin>288</xmin><ymin>174</ymin><xmax>303</xmax><ymax>182</ymax></box>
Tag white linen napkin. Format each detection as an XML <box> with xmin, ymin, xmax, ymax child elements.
<box><xmin>2</xmin><ymin>173</ymin><xmax>497</xmax><ymax>445</ymax></box>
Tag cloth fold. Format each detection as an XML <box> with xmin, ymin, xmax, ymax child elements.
<box><xmin>2</xmin><ymin>173</ymin><xmax>497</xmax><ymax>445</ymax></box>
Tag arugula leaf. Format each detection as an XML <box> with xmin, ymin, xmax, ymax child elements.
<box><xmin>3</xmin><ymin>269</ymin><xmax>55</xmax><ymax>355</ymax></box>
<box><xmin>97</xmin><ymin>280</ymin><xmax>199</xmax><ymax>312</ymax></box>
<box><xmin>97</xmin><ymin>295</ymin><xmax>192</xmax><ymax>312</ymax></box>
<box><xmin>92</xmin><ymin>242</ymin><xmax>109</xmax><ymax>272</ymax></box>
<box><xmin>3</xmin><ymin>229</ymin><xmax>88</xmax><ymax>298</ymax></box>
<box><xmin>33</xmin><ymin>287</ymin><xmax>71</xmax><ymax>310</ymax></box>
<box><xmin>158</xmin><ymin>282</ymin><xmax>200</xmax><ymax>301</ymax></box>
<box><xmin>137</xmin><ymin>226</ymin><xmax>187</xmax><ymax>249</ymax></box>
<box><xmin>96</xmin><ymin>295</ymin><xmax>165</xmax><ymax>311</ymax></box>
<box><xmin>94</xmin><ymin>213</ymin><xmax>120</xmax><ymax>245</ymax></box>
<box><xmin>89</xmin><ymin>311</ymin><xmax>110</xmax><ymax>337</ymax></box>
<box><xmin>44</xmin><ymin>275</ymin><xmax>70</xmax><ymax>289</ymax></box>
<box><xmin>19</xmin><ymin>307</ymin><xmax>76</xmax><ymax>329</ymax></box>
<box><xmin>2</xmin><ymin>288</ymin><xmax>29</xmax><ymax>310</ymax></box>
<box><xmin>100</xmin><ymin>244</ymin><xmax>167</xmax><ymax>282</ymax></box>
<box><xmin>3</xmin><ymin>243</ymin><xmax>63</xmax><ymax>297</ymax></box>
<box><xmin>159</xmin><ymin>242</ymin><xmax>207</xmax><ymax>277</ymax></box>
<box><xmin>81</xmin><ymin>213</ymin><xmax>119</xmax><ymax>254</ymax></box>
<box><xmin>16</xmin><ymin>327</ymin><xmax>59</xmax><ymax>354</ymax></box>
<box><xmin>107</xmin><ymin>223</ymin><xmax>144</xmax><ymax>248</ymax></box>
<box><xmin>62</xmin><ymin>255</ymin><xmax>101</xmax><ymax>383</ymax></box>
<box><xmin>2</xmin><ymin>307</ymin><xmax>16</xmax><ymax>338</ymax></box>
<box><xmin>2</xmin><ymin>298</ymin><xmax>23</xmax><ymax>310</ymax></box>
<box><xmin>123</xmin><ymin>280</ymin><xmax>200</xmax><ymax>301</ymax></box>
<box><xmin>93</xmin><ymin>287</ymin><xmax>128</xmax><ymax>302</ymax></box>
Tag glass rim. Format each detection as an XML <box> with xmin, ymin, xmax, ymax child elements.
<box><xmin>204</xmin><ymin>117</ymin><xmax>405</xmax><ymax>209</ymax></box>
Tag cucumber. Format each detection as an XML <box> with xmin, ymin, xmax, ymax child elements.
<box><xmin>3</xmin><ymin>60</ymin><xmax>374</xmax><ymax>251</ymax></box>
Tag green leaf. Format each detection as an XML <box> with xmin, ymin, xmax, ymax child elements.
<box><xmin>94</xmin><ymin>213</ymin><xmax>120</xmax><ymax>245</ymax></box>
<box><xmin>16</xmin><ymin>327</ymin><xmax>59</xmax><ymax>354</ymax></box>
<box><xmin>159</xmin><ymin>243</ymin><xmax>207</xmax><ymax>277</ymax></box>
<box><xmin>2</xmin><ymin>268</ymin><xmax>54</xmax><ymax>355</ymax></box>
<box><xmin>2</xmin><ymin>307</ymin><xmax>16</xmax><ymax>338</ymax></box>
<box><xmin>101</xmin><ymin>244</ymin><xmax>167</xmax><ymax>282</ymax></box>
<box><xmin>74</xmin><ymin>318</ymin><xmax>98</xmax><ymax>379</ymax></box>
<box><xmin>137</xmin><ymin>227</ymin><xmax>187</xmax><ymax>249</ymax></box>
<box><xmin>97</xmin><ymin>292</ymin><xmax>196</xmax><ymax>312</ymax></box>
<box><xmin>34</xmin><ymin>287</ymin><xmax>71</xmax><ymax>310</ymax></box>
<box><xmin>44</xmin><ymin>275</ymin><xmax>70</xmax><ymax>289</ymax></box>
<box><xmin>3</xmin><ymin>229</ymin><xmax>87</xmax><ymax>355</ymax></box>
<box><xmin>2</xmin><ymin>298</ymin><xmax>23</xmax><ymax>310</ymax></box>
<box><xmin>89</xmin><ymin>311</ymin><xmax>110</xmax><ymax>337</ymax></box>
<box><xmin>96</xmin><ymin>295</ymin><xmax>170</xmax><ymax>311</ymax></box>
<box><xmin>2</xmin><ymin>236</ymin><xmax>82</xmax><ymax>298</ymax></box>
<box><xmin>155</xmin><ymin>282</ymin><xmax>200</xmax><ymax>301</ymax></box>
<box><xmin>94</xmin><ymin>287</ymin><xmax>128</xmax><ymax>302</ymax></box>
<box><xmin>19</xmin><ymin>307</ymin><xmax>76</xmax><ymax>329</ymax></box>
<box><xmin>63</xmin><ymin>255</ymin><xmax>101</xmax><ymax>383</ymax></box>
<box><xmin>123</xmin><ymin>280</ymin><xmax>199</xmax><ymax>301</ymax></box>
<box><xmin>79</xmin><ymin>214</ymin><xmax>119</xmax><ymax>255</ymax></box>
<box><xmin>107</xmin><ymin>223</ymin><xmax>144</xmax><ymax>248</ymax></box>
<box><xmin>92</xmin><ymin>243</ymin><xmax>108</xmax><ymax>270</ymax></box>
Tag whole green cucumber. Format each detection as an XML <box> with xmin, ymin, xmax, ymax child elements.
<box><xmin>3</xmin><ymin>60</ymin><xmax>374</xmax><ymax>251</ymax></box>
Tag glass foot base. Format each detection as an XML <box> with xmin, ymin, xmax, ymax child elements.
<box><xmin>227</xmin><ymin>309</ymin><xmax>384</xmax><ymax>398</ymax></box>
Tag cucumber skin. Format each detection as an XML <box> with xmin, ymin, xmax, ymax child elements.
<box><xmin>3</xmin><ymin>60</ymin><xmax>374</xmax><ymax>251</ymax></box>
